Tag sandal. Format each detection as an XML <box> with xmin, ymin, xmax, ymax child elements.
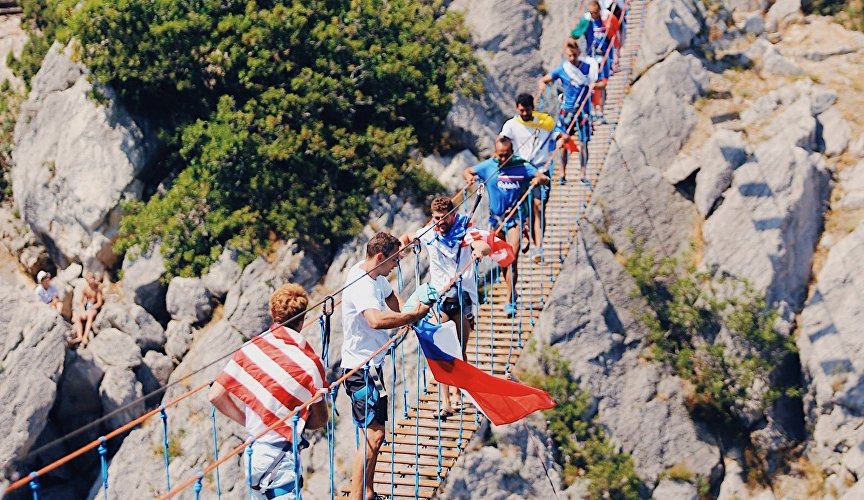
<box><xmin>435</xmin><ymin>408</ymin><xmax>455</xmax><ymax>420</ymax></box>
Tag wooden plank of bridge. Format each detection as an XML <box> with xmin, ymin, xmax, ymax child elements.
<box><xmin>338</xmin><ymin>1</ymin><xmax>647</xmax><ymax>497</ymax></box>
<box><xmin>0</xmin><ymin>1</ymin><xmax>21</xmax><ymax>15</ymax></box>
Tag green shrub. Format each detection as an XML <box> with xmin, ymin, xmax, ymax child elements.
<box><xmin>621</xmin><ymin>238</ymin><xmax>798</xmax><ymax>426</ymax></box>
<box><xmin>17</xmin><ymin>0</ymin><xmax>481</xmax><ymax>277</ymax></box>
<box><xmin>528</xmin><ymin>349</ymin><xmax>643</xmax><ymax>498</ymax></box>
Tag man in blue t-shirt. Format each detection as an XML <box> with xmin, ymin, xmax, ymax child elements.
<box><xmin>463</xmin><ymin>136</ymin><xmax>549</xmax><ymax>316</ymax></box>
<box><xmin>536</xmin><ymin>38</ymin><xmax>598</xmax><ymax>185</ymax></box>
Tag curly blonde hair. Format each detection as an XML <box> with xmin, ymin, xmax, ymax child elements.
<box><xmin>269</xmin><ymin>283</ymin><xmax>309</xmax><ymax>330</ymax></box>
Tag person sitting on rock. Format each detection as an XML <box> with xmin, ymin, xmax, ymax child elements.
<box><xmin>582</xmin><ymin>0</ymin><xmax>620</xmax><ymax>122</ymax></box>
<box><xmin>537</xmin><ymin>38</ymin><xmax>598</xmax><ymax>185</ymax></box>
<box><xmin>72</xmin><ymin>271</ymin><xmax>103</xmax><ymax>348</ymax></box>
<box><xmin>463</xmin><ymin>136</ymin><xmax>550</xmax><ymax>316</ymax></box>
<box><xmin>34</xmin><ymin>270</ymin><xmax>63</xmax><ymax>314</ymax></box>
<box><xmin>500</xmin><ymin>93</ymin><xmax>557</xmax><ymax>262</ymax></box>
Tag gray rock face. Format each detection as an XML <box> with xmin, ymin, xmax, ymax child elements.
<box><xmin>92</xmin><ymin>301</ymin><xmax>165</xmax><ymax>352</ymax></box>
<box><xmin>695</xmin><ymin>130</ymin><xmax>748</xmax><ymax>217</ymax></box>
<box><xmin>92</xmin><ymin>320</ymin><xmax>247</xmax><ymax>498</ymax></box>
<box><xmin>761</xmin><ymin>46</ymin><xmax>803</xmax><ymax>76</ymax></box>
<box><xmin>166</xmin><ymin>276</ymin><xmax>213</xmax><ymax>324</ymax></box>
<box><xmin>446</xmin><ymin>0</ymin><xmax>544</xmax><ymax>153</ymax></box>
<box><xmin>742</xmin><ymin>12</ymin><xmax>765</xmax><ymax>35</ymax></box>
<box><xmin>0</xmin><ymin>285</ymin><xmax>69</xmax><ymax>472</ymax></box>
<box><xmin>819</xmin><ymin>108</ymin><xmax>851</xmax><ymax>157</ymax></box>
<box><xmin>535</xmin><ymin>227</ymin><xmax>722</xmax><ymax>486</ymax></box>
<box><xmin>636</xmin><ymin>0</ymin><xmax>704</xmax><ymax>75</ymax></box>
<box><xmin>797</xmin><ymin>222</ymin><xmax>864</xmax><ymax>497</ymax></box>
<box><xmin>765</xmin><ymin>0</ymin><xmax>801</xmax><ymax>32</ymax></box>
<box><xmin>137</xmin><ymin>350</ymin><xmax>173</xmax><ymax>396</ymax></box>
<box><xmin>164</xmin><ymin>319</ymin><xmax>193</xmax><ymax>362</ymax></box>
<box><xmin>0</xmin><ymin>16</ymin><xmax>27</xmax><ymax>93</ymax></box>
<box><xmin>11</xmin><ymin>43</ymin><xmax>155</xmax><ymax>271</ymax></box>
<box><xmin>99</xmin><ymin>367</ymin><xmax>144</xmax><ymax>430</ymax></box>
<box><xmin>120</xmin><ymin>245</ymin><xmax>167</xmax><ymax>320</ymax></box>
<box><xmin>200</xmin><ymin>247</ymin><xmax>242</xmax><ymax>300</ymax></box>
<box><xmin>703</xmin><ymin>132</ymin><xmax>831</xmax><ymax>312</ymax></box>
<box><xmin>441</xmin><ymin>417</ymin><xmax>562</xmax><ymax>499</ymax></box>
<box><xmin>87</xmin><ymin>327</ymin><xmax>142</xmax><ymax>371</ymax></box>
<box><xmin>590</xmin><ymin>52</ymin><xmax>707</xmax><ymax>256</ymax></box>
<box><xmin>653</xmin><ymin>479</ymin><xmax>698</xmax><ymax>499</ymax></box>
<box><xmin>839</xmin><ymin>161</ymin><xmax>864</xmax><ymax>210</ymax></box>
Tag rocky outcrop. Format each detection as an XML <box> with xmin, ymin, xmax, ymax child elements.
<box><xmin>694</xmin><ymin>130</ymin><xmax>748</xmax><ymax>217</ymax></box>
<box><xmin>819</xmin><ymin>108</ymin><xmax>851</xmax><ymax>157</ymax></box>
<box><xmin>201</xmin><ymin>247</ymin><xmax>242</xmax><ymax>301</ymax></box>
<box><xmin>0</xmin><ymin>285</ymin><xmax>69</xmax><ymax>474</ymax></box>
<box><xmin>166</xmin><ymin>276</ymin><xmax>213</xmax><ymax>325</ymax></box>
<box><xmin>11</xmin><ymin>42</ymin><xmax>156</xmax><ymax>272</ymax></box>
<box><xmin>838</xmin><ymin>161</ymin><xmax>864</xmax><ymax>211</ymax></box>
<box><xmin>120</xmin><ymin>245</ymin><xmax>167</xmax><ymax>320</ymax></box>
<box><xmin>0</xmin><ymin>15</ymin><xmax>26</xmax><ymax>93</ymax></box>
<box><xmin>797</xmin><ymin>221</ymin><xmax>864</xmax><ymax>497</ymax></box>
<box><xmin>440</xmin><ymin>416</ymin><xmax>562</xmax><ymax>499</ymax></box>
<box><xmin>446</xmin><ymin>0</ymin><xmax>544</xmax><ymax>153</ymax></box>
<box><xmin>703</xmin><ymin>95</ymin><xmax>831</xmax><ymax>314</ymax></box>
<box><xmin>534</xmin><ymin>225</ymin><xmax>723</xmax><ymax>487</ymax></box>
<box><xmin>636</xmin><ymin>0</ymin><xmax>705</xmax><ymax>75</ymax></box>
<box><xmin>590</xmin><ymin>52</ymin><xmax>707</xmax><ymax>256</ymax></box>
<box><xmin>92</xmin><ymin>301</ymin><xmax>165</xmax><ymax>352</ymax></box>
<box><xmin>765</xmin><ymin>0</ymin><xmax>801</xmax><ymax>32</ymax></box>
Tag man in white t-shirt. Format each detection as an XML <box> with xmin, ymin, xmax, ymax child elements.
<box><xmin>34</xmin><ymin>270</ymin><xmax>63</xmax><ymax>313</ymax></box>
<box><xmin>341</xmin><ymin>232</ymin><xmax>430</xmax><ymax>500</ymax></box>
<box><xmin>400</xmin><ymin>195</ymin><xmax>491</xmax><ymax>418</ymax></box>
<box><xmin>500</xmin><ymin>93</ymin><xmax>558</xmax><ymax>262</ymax></box>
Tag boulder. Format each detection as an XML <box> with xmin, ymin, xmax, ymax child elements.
<box><xmin>636</xmin><ymin>0</ymin><xmax>705</xmax><ymax>75</ymax></box>
<box><xmin>589</xmin><ymin>52</ymin><xmax>707</xmax><ymax>256</ymax></box>
<box><xmin>91</xmin><ymin>320</ymin><xmax>247</xmax><ymax>498</ymax></box>
<box><xmin>441</xmin><ymin>417</ymin><xmax>563</xmax><ymax>499</ymax></box>
<box><xmin>92</xmin><ymin>301</ymin><xmax>165</xmax><ymax>352</ymax></box>
<box><xmin>703</xmin><ymin>134</ymin><xmax>831</xmax><ymax>312</ymax></box>
<box><xmin>839</xmin><ymin>161</ymin><xmax>864</xmax><ymax>211</ymax></box>
<box><xmin>0</xmin><ymin>285</ymin><xmax>68</xmax><ymax>474</ymax></box>
<box><xmin>779</xmin><ymin>17</ymin><xmax>864</xmax><ymax>62</ymax></box>
<box><xmin>742</xmin><ymin>11</ymin><xmax>765</xmax><ymax>35</ymax></box>
<box><xmin>766</xmin><ymin>95</ymin><xmax>818</xmax><ymax>151</ymax></box>
<box><xmin>850</xmin><ymin>134</ymin><xmax>864</xmax><ymax>158</ymax></box>
<box><xmin>765</xmin><ymin>0</ymin><xmax>801</xmax><ymax>32</ymax></box>
<box><xmin>653</xmin><ymin>480</ymin><xmax>697</xmax><ymax>499</ymax></box>
<box><xmin>761</xmin><ymin>46</ymin><xmax>803</xmax><ymax>76</ymax></box>
<box><xmin>421</xmin><ymin>149</ymin><xmax>480</xmax><ymax>192</ymax></box>
<box><xmin>135</xmin><ymin>350</ymin><xmax>173</xmax><ymax>397</ymax></box>
<box><xmin>798</xmin><ymin>221</ymin><xmax>864</xmax><ymax>494</ymax></box>
<box><xmin>664</xmin><ymin>152</ymin><xmax>700</xmax><ymax>186</ymax></box>
<box><xmin>99</xmin><ymin>367</ymin><xmax>144</xmax><ymax>430</ymax></box>
<box><xmin>0</xmin><ymin>15</ymin><xmax>27</xmax><ymax>93</ymax></box>
<box><xmin>695</xmin><ymin>129</ymin><xmax>748</xmax><ymax>217</ymax></box>
<box><xmin>819</xmin><ymin>108</ymin><xmax>851</xmax><ymax>157</ymax></box>
<box><xmin>200</xmin><ymin>247</ymin><xmax>242</xmax><ymax>300</ymax></box>
<box><xmin>164</xmin><ymin>319</ymin><xmax>193</xmax><ymax>362</ymax></box>
<box><xmin>11</xmin><ymin>42</ymin><xmax>155</xmax><ymax>271</ymax></box>
<box><xmin>811</xmin><ymin>87</ymin><xmax>837</xmax><ymax>116</ymax></box>
<box><xmin>86</xmin><ymin>327</ymin><xmax>142</xmax><ymax>371</ymax></box>
<box><xmin>120</xmin><ymin>245</ymin><xmax>167</xmax><ymax>320</ymax></box>
<box><xmin>52</xmin><ymin>350</ymin><xmax>105</xmax><ymax>447</ymax></box>
<box><xmin>165</xmin><ymin>276</ymin><xmax>213</xmax><ymax>324</ymax></box>
<box><xmin>445</xmin><ymin>0</ymin><xmax>544</xmax><ymax>153</ymax></box>
<box><xmin>535</xmin><ymin>227</ymin><xmax>722</xmax><ymax>485</ymax></box>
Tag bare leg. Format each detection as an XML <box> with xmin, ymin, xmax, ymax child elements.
<box><xmin>581</xmin><ymin>141</ymin><xmax>590</xmax><ymax>180</ymax></box>
<box><xmin>504</xmin><ymin>227</ymin><xmax>520</xmax><ymax>306</ymax></box>
<box><xmin>72</xmin><ymin>314</ymin><xmax>84</xmax><ymax>345</ymax></box>
<box><xmin>82</xmin><ymin>309</ymin><xmax>97</xmax><ymax>347</ymax></box>
<box><xmin>439</xmin><ymin>311</ymin><xmax>455</xmax><ymax>414</ymax></box>
<box><xmin>349</xmin><ymin>422</ymin><xmax>385</xmax><ymax>500</ymax></box>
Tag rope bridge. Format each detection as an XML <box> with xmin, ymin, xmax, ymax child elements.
<box><xmin>3</xmin><ymin>0</ymin><xmax>646</xmax><ymax>498</ymax></box>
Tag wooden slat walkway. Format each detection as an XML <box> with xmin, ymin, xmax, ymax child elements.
<box><xmin>339</xmin><ymin>1</ymin><xmax>647</xmax><ymax>497</ymax></box>
<box><xmin>0</xmin><ymin>1</ymin><xmax>21</xmax><ymax>15</ymax></box>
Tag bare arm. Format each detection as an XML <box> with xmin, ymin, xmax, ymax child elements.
<box><xmin>208</xmin><ymin>382</ymin><xmax>245</xmax><ymax>427</ymax></box>
<box><xmin>531</xmin><ymin>170</ymin><xmax>551</xmax><ymax>186</ymax></box>
<box><xmin>536</xmin><ymin>74</ymin><xmax>553</xmax><ymax>101</ymax></box>
<box><xmin>463</xmin><ymin>166</ymin><xmax>477</xmax><ymax>186</ymax></box>
<box><xmin>470</xmin><ymin>240</ymin><xmax>492</xmax><ymax>260</ymax></box>
<box><xmin>384</xmin><ymin>290</ymin><xmax>402</xmax><ymax>313</ymax></box>
<box><xmin>363</xmin><ymin>303</ymin><xmax>430</xmax><ymax>330</ymax></box>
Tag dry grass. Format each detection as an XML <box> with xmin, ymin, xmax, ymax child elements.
<box><xmin>791</xmin><ymin>455</ymin><xmax>827</xmax><ymax>498</ymax></box>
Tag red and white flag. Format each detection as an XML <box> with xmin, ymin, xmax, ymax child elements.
<box><xmin>215</xmin><ymin>324</ymin><xmax>326</xmax><ymax>440</ymax></box>
<box><xmin>463</xmin><ymin>228</ymin><xmax>516</xmax><ymax>268</ymax></box>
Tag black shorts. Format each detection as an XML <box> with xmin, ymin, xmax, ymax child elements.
<box><xmin>439</xmin><ymin>291</ymin><xmax>474</xmax><ymax>320</ymax></box>
<box><xmin>342</xmin><ymin>368</ymin><xmax>388</xmax><ymax>428</ymax></box>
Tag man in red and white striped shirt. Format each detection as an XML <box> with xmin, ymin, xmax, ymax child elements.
<box><xmin>209</xmin><ymin>283</ymin><xmax>328</xmax><ymax>499</ymax></box>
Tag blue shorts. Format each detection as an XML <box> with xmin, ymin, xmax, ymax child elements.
<box><xmin>595</xmin><ymin>53</ymin><xmax>612</xmax><ymax>80</ymax></box>
<box><xmin>489</xmin><ymin>211</ymin><xmax>528</xmax><ymax>232</ymax></box>
<box><xmin>557</xmin><ymin>107</ymin><xmax>591</xmax><ymax>143</ymax></box>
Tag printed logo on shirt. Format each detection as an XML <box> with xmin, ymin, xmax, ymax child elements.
<box><xmin>497</xmin><ymin>175</ymin><xmax>525</xmax><ymax>190</ymax></box>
